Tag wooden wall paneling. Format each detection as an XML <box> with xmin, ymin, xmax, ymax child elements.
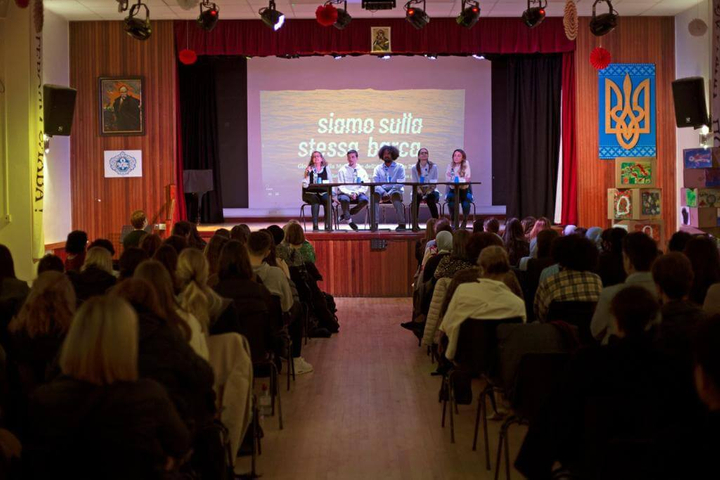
<box><xmin>69</xmin><ymin>21</ymin><xmax>176</xmax><ymax>249</ymax></box>
<box><xmin>575</xmin><ymin>17</ymin><xmax>676</xmax><ymax>246</ymax></box>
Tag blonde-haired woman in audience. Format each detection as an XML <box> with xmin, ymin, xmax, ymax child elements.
<box><xmin>25</xmin><ymin>296</ymin><xmax>191</xmax><ymax>478</ymax></box>
<box><xmin>176</xmin><ymin>248</ymin><xmax>232</xmax><ymax>331</ymax></box>
<box><xmin>9</xmin><ymin>271</ymin><xmax>75</xmax><ymax>398</ymax></box>
<box><xmin>67</xmin><ymin>246</ymin><xmax>117</xmax><ymax>305</ymax></box>
<box><xmin>135</xmin><ymin>260</ymin><xmax>208</xmax><ymax>360</ymax></box>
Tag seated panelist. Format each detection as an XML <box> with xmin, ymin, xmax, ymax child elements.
<box><xmin>336</xmin><ymin>149</ymin><xmax>369</xmax><ymax>231</ymax></box>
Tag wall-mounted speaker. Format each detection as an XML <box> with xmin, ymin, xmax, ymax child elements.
<box><xmin>43</xmin><ymin>84</ymin><xmax>77</xmax><ymax>136</ymax></box>
<box><xmin>672</xmin><ymin>77</ymin><xmax>709</xmax><ymax>129</ymax></box>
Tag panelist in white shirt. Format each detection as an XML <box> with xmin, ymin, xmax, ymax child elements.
<box><xmin>410</xmin><ymin>148</ymin><xmax>440</xmax><ymax>220</ymax></box>
<box><xmin>336</xmin><ymin>149</ymin><xmax>369</xmax><ymax>231</ymax></box>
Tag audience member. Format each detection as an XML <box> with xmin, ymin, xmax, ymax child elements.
<box><xmin>423</xmin><ymin>268</ymin><xmax>480</xmax><ymax>350</ymax></box>
<box><xmin>668</xmin><ymin>230</ymin><xmax>693</xmax><ymax>253</ymax></box>
<box><xmin>64</xmin><ymin>230</ymin><xmax>88</xmax><ymax>272</ymax></box>
<box><xmin>534</xmin><ymin>235</ymin><xmax>602</xmax><ymax>322</ymax></box>
<box><xmin>591</xmin><ymin>232</ymin><xmax>658</xmax><ymax>344</ymax></box>
<box><xmin>134</xmin><ymin>260</ymin><xmax>205</xmax><ymax>360</ymax></box>
<box><xmin>465</xmin><ymin>231</ymin><xmax>504</xmax><ymax>265</ymax></box>
<box><xmin>526</xmin><ymin>230</ymin><xmax>559</xmax><ymax>291</ymax></box>
<box><xmin>118</xmin><ymin>247</ymin><xmax>149</xmax><ymax>281</ymax></box>
<box><xmin>434</xmin><ymin>229</ymin><xmax>474</xmax><ymax>280</ymax></box>
<box><xmin>139</xmin><ymin>233</ymin><xmax>162</xmax><ymax>258</ymax></box>
<box><xmin>247</xmin><ymin>232</ymin><xmax>293</xmax><ymax>314</ymax></box>
<box><xmin>230</xmin><ymin>224</ymin><xmax>250</xmax><ymax>244</ymax></box>
<box><xmin>574</xmin><ymin>227</ymin><xmax>588</xmax><ymax>237</ymax></box>
<box><xmin>67</xmin><ymin>246</ymin><xmax>117</xmax><ymax>305</ymax></box>
<box><xmin>479</xmin><ymin>246</ymin><xmax>523</xmax><ymax>298</ymax></box>
<box><xmin>471</xmin><ymin>219</ymin><xmax>484</xmax><ymax>233</ymax></box>
<box><xmin>261</xmin><ymin>229</ymin><xmax>291</xmax><ymax>279</ymax></box>
<box><xmin>173</xmin><ymin>221</ymin><xmax>206</xmax><ymax>250</ymax></box>
<box><xmin>685</xmin><ymin>236</ymin><xmax>720</xmax><ymax>305</ymax></box>
<box><xmin>585</xmin><ymin>226</ymin><xmax>603</xmax><ymax>250</ymax></box>
<box><xmin>503</xmin><ymin>218</ymin><xmax>530</xmax><ymax>267</ymax></box>
<box><xmin>483</xmin><ymin>217</ymin><xmax>500</xmax><ymax>236</ymax></box>
<box><xmin>422</xmin><ymin>231</ymin><xmax>452</xmax><ymax>283</ymax></box>
<box><xmin>440</xmin><ymin>246</ymin><xmax>526</xmax><ymax>361</ymax></box>
<box><xmin>163</xmin><ymin>234</ymin><xmax>189</xmax><ymax>254</ymax></box>
<box><xmin>122</xmin><ymin>210</ymin><xmax>149</xmax><ymax>249</ymax></box>
<box><xmin>563</xmin><ymin>224</ymin><xmax>577</xmax><ymax>236</ymax></box>
<box><xmin>153</xmin><ymin>245</ymin><xmax>180</xmax><ymax>293</ymax></box>
<box><xmin>37</xmin><ymin>254</ymin><xmax>64</xmax><ymax>275</ymax></box>
<box><xmin>520</xmin><ymin>216</ymin><xmax>536</xmax><ymax>237</ymax></box>
<box><xmin>25</xmin><ymin>296</ymin><xmax>191</xmax><ymax>478</ymax></box>
<box><xmin>88</xmin><ymin>238</ymin><xmax>116</xmax><ymax>257</ymax></box>
<box><xmin>0</xmin><ymin>245</ymin><xmax>30</xmax><ymax>349</ymax></box>
<box><xmin>215</xmin><ymin>228</ymin><xmax>230</xmax><ymax>239</ymax></box>
<box><xmin>203</xmin><ymin>234</ymin><xmax>229</xmax><ymax>287</ymax></box>
<box><xmin>416</xmin><ymin>218</ymin><xmax>438</xmax><ymax>266</ymax></box>
<box><xmin>596</xmin><ymin>227</ymin><xmax>628</xmax><ymax>287</ymax></box>
<box><xmin>526</xmin><ymin>216</ymin><xmax>551</xmax><ymax>258</ymax></box>
<box><xmin>176</xmin><ymin>248</ymin><xmax>232</xmax><ymax>330</ymax></box>
<box><xmin>280</xmin><ymin>221</ymin><xmax>307</xmax><ymax>268</ymax></box>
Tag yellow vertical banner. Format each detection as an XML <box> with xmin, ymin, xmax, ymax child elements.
<box><xmin>31</xmin><ymin>24</ymin><xmax>44</xmax><ymax>260</ymax></box>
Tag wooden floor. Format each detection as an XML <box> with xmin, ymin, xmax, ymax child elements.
<box><xmin>236</xmin><ymin>298</ymin><xmax>527</xmax><ymax>479</ymax></box>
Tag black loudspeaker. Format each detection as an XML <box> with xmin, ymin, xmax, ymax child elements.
<box><xmin>672</xmin><ymin>77</ymin><xmax>709</xmax><ymax>129</ymax></box>
<box><xmin>43</xmin><ymin>84</ymin><xmax>77</xmax><ymax>136</ymax></box>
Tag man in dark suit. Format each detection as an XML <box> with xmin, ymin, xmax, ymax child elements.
<box><xmin>112</xmin><ymin>86</ymin><xmax>141</xmax><ymax>132</ymax></box>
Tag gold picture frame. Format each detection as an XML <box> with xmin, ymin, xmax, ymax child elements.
<box><xmin>371</xmin><ymin>26</ymin><xmax>391</xmax><ymax>54</ymax></box>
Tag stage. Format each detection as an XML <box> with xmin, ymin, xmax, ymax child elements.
<box><xmin>198</xmin><ymin>221</ymin><xmax>424</xmax><ymax>298</ymax></box>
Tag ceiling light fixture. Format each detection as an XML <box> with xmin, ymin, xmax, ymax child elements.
<box><xmin>522</xmin><ymin>0</ymin><xmax>546</xmax><ymax>28</ymax></box>
<box><xmin>472</xmin><ymin>54</ymin><xmax>485</xmax><ymax>60</ymax></box>
<box><xmin>426</xmin><ymin>54</ymin><xmax>437</xmax><ymax>60</ymax></box>
<box><xmin>405</xmin><ymin>0</ymin><xmax>429</xmax><ymax>30</ymax></box>
<box><xmin>124</xmin><ymin>0</ymin><xmax>152</xmax><ymax>41</ymax></box>
<box><xmin>589</xmin><ymin>0</ymin><xmax>618</xmax><ymax>37</ymax></box>
<box><xmin>260</xmin><ymin>0</ymin><xmax>285</xmax><ymax>31</ymax></box>
<box><xmin>197</xmin><ymin>0</ymin><xmax>219</xmax><ymax>31</ymax></box>
<box><xmin>456</xmin><ymin>0</ymin><xmax>480</xmax><ymax>29</ymax></box>
<box><xmin>334</xmin><ymin>1</ymin><xmax>352</xmax><ymax>29</ymax></box>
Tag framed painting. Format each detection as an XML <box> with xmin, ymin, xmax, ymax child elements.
<box><xmin>371</xmin><ymin>26</ymin><xmax>391</xmax><ymax>54</ymax></box>
<box><xmin>614</xmin><ymin>158</ymin><xmax>656</xmax><ymax>188</ymax></box>
<box><xmin>683</xmin><ymin>148</ymin><xmax>714</xmax><ymax>169</ymax></box>
<box><xmin>99</xmin><ymin>76</ymin><xmax>145</xmax><ymax>136</ymax></box>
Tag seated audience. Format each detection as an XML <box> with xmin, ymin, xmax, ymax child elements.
<box><xmin>423</xmin><ymin>268</ymin><xmax>480</xmax><ymax>349</ymax></box>
<box><xmin>215</xmin><ymin>228</ymin><xmax>230</xmax><ymax>239</ymax></box>
<box><xmin>526</xmin><ymin>216</ymin><xmax>551</xmax><ymax>258</ymax></box>
<box><xmin>173</xmin><ymin>221</ymin><xmax>206</xmax><ymax>250</ymax></box>
<box><xmin>139</xmin><ymin>233</ymin><xmax>162</xmax><ymax>258</ymax></box>
<box><xmin>534</xmin><ymin>235</ymin><xmax>602</xmax><ymax>322</ymax></box>
<box><xmin>176</xmin><ymin>248</ymin><xmax>232</xmax><ymax>331</ymax></box>
<box><xmin>247</xmin><ymin>232</ymin><xmax>293</xmax><ymax>314</ymax></box>
<box><xmin>420</xmin><ymin>218</ymin><xmax>452</xmax><ymax>268</ymax></box>
<box><xmin>118</xmin><ymin>247</ymin><xmax>148</xmax><ymax>281</ymax></box>
<box><xmin>520</xmin><ymin>216</ymin><xmax>536</xmax><ymax>237</ymax></box>
<box><xmin>134</xmin><ymin>260</ymin><xmax>206</xmax><ymax>360</ymax></box>
<box><xmin>526</xmin><ymin>229</ymin><xmax>559</xmax><ymax>293</ymax></box>
<box><xmin>585</xmin><ymin>226</ymin><xmax>603</xmax><ymax>249</ymax></box>
<box><xmin>67</xmin><ymin>246</ymin><xmax>117</xmax><ymax>305</ymax></box>
<box><xmin>25</xmin><ymin>296</ymin><xmax>190</xmax><ymax>478</ymax></box>
<box><xmin>686</xmin><ymin>236</ymin><xmax>720</xmax><ymax>306</ymax></box>
<box><xmin>503</xmin><ymin>218</ymin><xmax>529</xmax><ymax>267</ymax></box>
<box><xmin>415</xmin><ymin>218</ymin><xmax>438</xmax><ymax>267</ymax></box>
<box><xmin>596</xmin><ymin>227</ymin><xmax>628</xmax><ymax>287</ymax></box>
<box><xmin>591</xmin><ymin>232</ymin><xmax>658</xmax><ymax>344</ymax></box>
<box><xmin>153</xmin><ymin>245</ymin><xmax>180</xmax><ymax>293</ymax></box>
<box><xmin>517</xmin><ymin>286</ymin><xmax>664</xmax><ymax>478</ymax></box>
<box><xmin>230</xmin><ymin>224</ymin><xmax>250</xmax><ymax>244</ymax></box>
<box><xmin>434</xmin><ymin>229</ymin><xmax>474</xmax><ymax>280</ymax></box>
<box><xmin>0</xmin><ymin>245</ymin><xmax>30</xmax><ymax>349</ymax></box>
<box><xmin>64</xmin><ymin>230</ymin><xmax>88</xmax><ymax>272</ymax></box>
<box><xmin>439</xmin><ymin>246</ymin><xmax>527</xmax><ymax>361</ymax></box>
<box><xmin>668</xmin><ymin>230</ymin><xmax>693</xmax><ymax>252</ymax></box>
<box><xmin>422</xmin><ymin>230</ymin><xmax>452</xmax><ymax>283</ymax></box>
<box><xmin>203</xmin><ymin>234</ymin><xmax>229</xmax><ymax>288</ymax></box>
<box><xmin>122</xmin><ymin>210</ymin><xmax>149</xmax><ymax>249</ymax></box>
<box><xmin>162</xmin><ymin>234</ymin><xmax>189</xmax><ymax>254</ymax></box>
<box><xmin>88</xmin><ymin>238</ymin><xmax>116</xmax><ymax>257</ymax></box>
<box><xmin>483</xmin><ymin>217</ymin><xmax>500</xmax><ymax>236</ymax></box>
<box><xmin>261</xmin><ymin>228</ymin><xmax>291</xmax><ymax>279</ymax></box>
<box><xmin>37</xmin><ymin>253</ymin><xmax>64</xmax><ymax>274</ymax></box>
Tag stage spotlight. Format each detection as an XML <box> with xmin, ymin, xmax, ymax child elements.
<box><xmin>522</xmin><ymin>0</ymin><xmax>546</xmax><ymax>28</ymax></box>
<box><xmin>405</xmin><ymin>0</ymin><xmax>430</xmax><ymax>30</ymax></box>
<box><xmin>589</xmin><ymin>0</ymin><xmax>618</xmax><ymax>37</ymax></box>
<box><xmin>472</xmin><ymin>54</ymin><xmax>485</xmax><ymax>60</ymax></box>
<box><xmin>260</xmin><ymin>0</ymin><xmax>285</xmax><ymax>31</ymax></box>
<box><xmin>197</xmin><ymin>0</ymin><xmax>219</xmax><ymax>31</ymax></box>
<box><xmin>456</xmin><ymin>0</ymin><xmax>480</xmax><ymax>29</ymax></box>
<box><xmin>379</xmin><ymin>54</ymin><xmax>391</xmax><ymax>60</ymax></box>
<box><xmin>334</xmin><ymin>3</ymin><xmax>352</xmax><ymax>30</ymax></box>
<box><xmin>333</xmin><ymin>54</ymin><xmax>344</xmax><ymax>59</ymax></box>
<box><xmin>426</xmin><ymin>54</ymin><xmax>437</xmax><ymax>60</ymax></box>
<box><xmin>124</xmin><ymin>0</ymin><xmax>152</xmax><ymax>41</ymax></box>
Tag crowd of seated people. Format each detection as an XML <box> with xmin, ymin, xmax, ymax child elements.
<box><xmin>407</xmin><ymin>216</ymin><xmax>720</xmax><ymax>478</ymax></box>
<box><xmin>0</xmin><ymin>214</ymin><xmax>338</xmax><ymax>478</ymax></box>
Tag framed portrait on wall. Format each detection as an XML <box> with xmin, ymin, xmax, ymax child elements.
<box><xmin>371</xmin><ymin>26</ymin><xmax>391</xmax><ymax>54</ymax></box>
<box><xmin>98</xmin><ymin>76</ymin><xmax>145</xmax><ymax>136</ymax></box>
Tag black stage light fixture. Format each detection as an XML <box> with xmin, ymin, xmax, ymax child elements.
<box><xmin>456</xmin><ymin>0</ymin><xmax>480</xmax><ymax>29</ymax></box>
<box><xmin>197</xmin><ymin>0</ymin><xmax>219</xmax><ymax>31</ymax></box>
<box><xmin>522</xmin><ymin>0</ymin><xmax>546</xmax><ymax>28</ymax></box>
<box><xmin>334</xmin><ymin>1</ymin><xmax>352</xmax><ymax>30</ymax></box>
<box><xmin>124</xmin><ymin>0</ymin><xmax>152</xmax><ymax>41</ymax></box>
<box><xmin>405</xmin><ymin>0</ymin><xmax>429</xmax><ymax>30</ymax></box>
<box><xmin>362</xmin><ymin>0</ymin><xmax>395</xmax><ymax>10</ymax></box>
<box><xmin>590</xmin><ymin>0</ymin><xmax>618</xmax><ymax>37</ymax></box>
<box><xmin>260</xmin><ymin>0</ymin><xmax>285</xmax><ymax>31</ymax></box>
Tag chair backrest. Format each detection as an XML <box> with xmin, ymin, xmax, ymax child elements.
<box><xmin>453</xmin><ymin>317</ymin><xmax>523</xmax><ymax>378</ymax></box>
<box><xmin>231</xmin><ymin>296</ymin><xmax>273</xmax><ymax>364</ymax></box>
<box><xmin>547</xmin><ymin>301</ymin><xmax>597</xmax><ymax>346</ymax></box>
<box><xmin>512</xmin><ymin>352</ymin><xmax>570</xmax><ymax>423</ymax></box>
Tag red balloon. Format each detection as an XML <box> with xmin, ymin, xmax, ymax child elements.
<box><xmin>15</xmin><ymin>0</ymin><xmax>29</xmax><ymax>8</ymax></box>
<box><xmin>316</xmin><ymin>4</ymin><xmax>338</xmax><ymax>27</ymax></box>
<box><xmin>590</xmin><ymin>47</ymin><xmax>611</xmax><ymax>70</ymax></box>
<box><xmin>179</xmin><ymin>49</ymin><xmax>198</xmax><ymax>65</ymax></box>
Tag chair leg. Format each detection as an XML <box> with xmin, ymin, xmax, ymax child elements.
<box><xmin>270</xmin><ymin>363</ymin><xmax>283</xmax><ymax>430</ymax></box>
<box><xmin>494</xmin><ymin>425</ymin><xmax>505</xmax><ymax>480</ymax></box>
<box><xmin>441</xmin><ymin>376</ymin><xmax>448</xmax><ymax>427</ymax></box>
<box><xmin>482</xmin><ymin>388</ymin><xmax>492</xmax><ymax>470</ymax></box>
<box><xmin>504</xmin><ymin>424</ymin><xmax>512</xmax><ymax>480</ymax></box>
<box><xmin>300</xmin><ymin>205</ymin><xmax>307</xmax><ymax>232</ymax></box>
<box><xmin>473</xmin><ymin>389</ymin><xmax>483</xmax><ymax>451</ymax></box>
<box><xmin>449</xmin><ymin>383</ymin><xmax>455</xmax><ymax>444</ymax></box>
<box><xmin>286</xmin><ymin>342</ymin><xmax>291</xmax><ymax>392</ymax></box>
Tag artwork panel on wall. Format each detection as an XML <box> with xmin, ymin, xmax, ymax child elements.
<box><xmin>614</xmin><ymin>157</ymin><xmax>656</xmax><ymax>188</ymax></box>
<box><xmin>607</xmin><ymin>188</ymin><xmax>662</xmax><ymax>220</ymax></box>
<box><xmin>683</xmin><ymin>147</ymin><xmax>715</xmax><ymax>169</ymax></box>
<box><xmin>598</xmin><ymin>64</ymin><xmax>656</xmax><ymax>159</ymax></box>
<box><xmin>98</xmin><ymin>76</ymin><xmax>145</xmax><ymax>136</ymax></box>
<box><xmin>104</xmin><ymin>150</ymin><xmax>143</xmax><ymax>178</ymax></box>
<box><xmin>613</xmin><ymin>219</ymin><xmax>665</xmax><ymax>245</ymax></box>
<box><xmin>683</xmin><ymin>168</ymin><xmax>720</xmax><ymax>188</ymax></box>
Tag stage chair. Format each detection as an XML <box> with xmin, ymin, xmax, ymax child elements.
<box><xmin>493</xmin><ymin>353</ymin><xmax>570</xmax><ymax>480</ymax></box>
<box><xmin>547</xmin><ymin>301</ymin><xmax>598</xmax><ymax>346</ymax></box>
<box><xmin>440</xmin><ymin>184</ymin><xmax>477</xmax><ymax>224</ymax></box>
<box><xmin>300</xmin><ymin>203</ymin><xmax>340</xmax><ymax>232</ymax></box>
<box><xmin>333</xmin><ymin>202</ymin><xmax>369</xmax><ymax>230</ymax></box>
<box><xmin>439</xmin><ymin>317</ymin><xmax>523</xmax><ymax>469</ymax></box>
<box><xmin>378</xmin><ymin>199</ymin><xmax>409</xmax><ymax>226</ymax></box>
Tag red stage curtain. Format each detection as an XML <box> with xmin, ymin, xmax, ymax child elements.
<box><xmin>174</xmin><ymin>17</ymin><xmax>574</xmax><ymax>57</ymax></box>
<box><xmin>174</xmin><ymin>62</ymin><xmax>187</xmax><ymax>223</ymax></box>
<box><xmin>561</xmin><ymin>51</ymin><xmax>578</xmax><ymax>226</ymax></box>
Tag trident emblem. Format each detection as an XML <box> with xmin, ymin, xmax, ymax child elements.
<box><xmin>605</xmin><ymin>73</ymin><xmax>650</xmax><ymax>150</ymax></box>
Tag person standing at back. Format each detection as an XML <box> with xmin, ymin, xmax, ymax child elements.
<box><xmin>336</xmin><ymin>149</ymin><xmax>369</xmax><ymax>231</ymax></box>
<box><xmin>123</xmin><ymin>210</ymin><xmax>149</xmax><ymax>250</ymax></box>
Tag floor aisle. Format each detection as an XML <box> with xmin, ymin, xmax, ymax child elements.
<box><xmin>237</xmin><ymin>297</ymin><xmax>527</xmax><ymax>480</ymax></box>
